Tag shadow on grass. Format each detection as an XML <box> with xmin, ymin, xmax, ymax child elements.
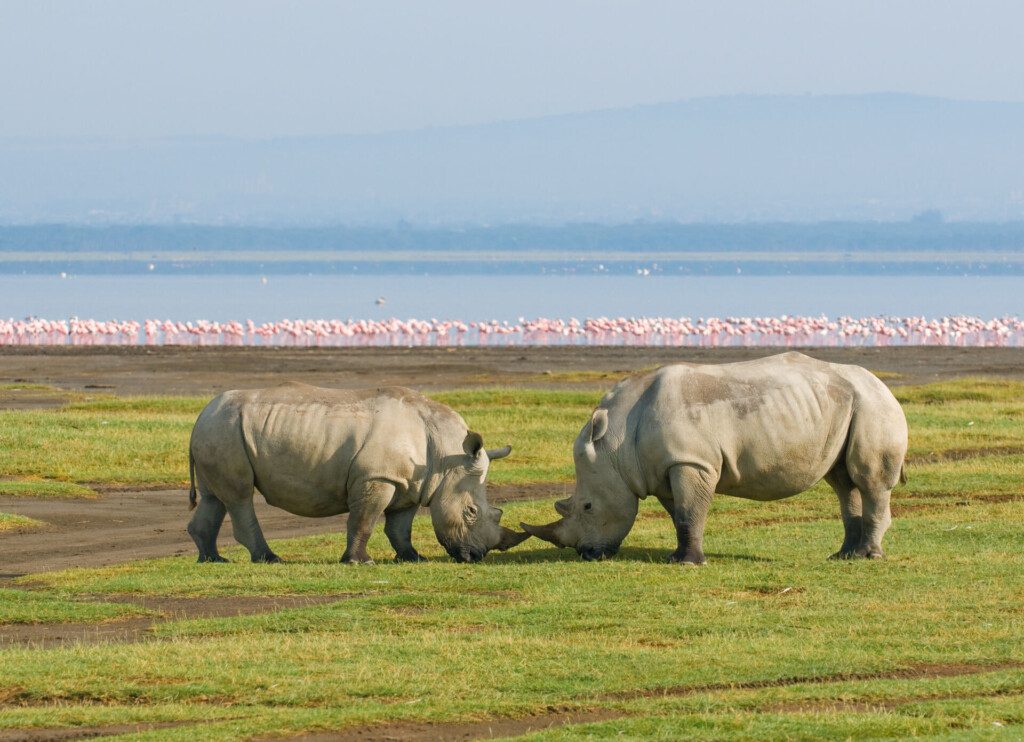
<box><xmin>485</xmin><ymin>546</ymin><xmax>776</xmax><ymax>564</ymax></box>
<box><xmin>218</xmin><ymin>545</ymin><xmax>776</xmax><ymax>567</ymax></box>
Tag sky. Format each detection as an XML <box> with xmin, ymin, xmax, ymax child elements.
<box><xmin>1</xmin><ymin>0</ymin><xmax>1023</xmax><ymax>140</ymax></box>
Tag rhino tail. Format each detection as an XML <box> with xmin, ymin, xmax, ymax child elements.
<box><xmin>188</xmin><ymin>448</ymin><xmax>198</xmax><ymax>511</ymax></box>
<box><xmin>899</xmin><ymin>463</ymin><xmax>907</xmax><ymax>486</ymax></box>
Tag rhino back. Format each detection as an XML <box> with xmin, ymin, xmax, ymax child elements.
<box><xmin>196</xmin><ymin>384</ymin><xmax>460</xmax><ymax>517</ymax></box>
<box><xmin>628</xmin><ymin>353</ymin><xmax>858</xmax><ymax>500</ymax></box>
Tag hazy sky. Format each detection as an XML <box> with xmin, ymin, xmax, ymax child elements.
<box><xmin>2</xmin><ymin>0</ymin><xmax>1022</xmax><ymax>139</ymax></box>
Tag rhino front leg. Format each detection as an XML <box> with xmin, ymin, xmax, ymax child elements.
<box><xmin>342</xmin><ymin>480</ymin><xmax>395</xmax><ymax>564</ymax></box>
<box><xmin>666</xmin><ymin>464</ymin><xmax>714</xmax><ymax>566</ymax></box>
<box><xmin>187</xmin><ymin>493</ymin><xmax>229</xmax><ymax>563</ymax></box>
<box><xmin>384</xmin><ymin>506</ymin><xmax>425</xmax><ymax>562</ymax></box>
<box><xmin>226</xmin><ymin>499</ymin><xmax>282</xmax><ymax>563</ymax></box>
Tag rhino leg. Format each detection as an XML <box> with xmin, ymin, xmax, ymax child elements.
<box><xmin>226</xmin><ymin>499</ymin><xmax>282</xmax><ymax>563</ymax></box>
<box><xmin>666</xmin><ymin>464</ymin><xmax>714</xmax><ymax>566</ymax></box>
<box><xmin>342</xmin><ymin>480</ymin><xmax>394</xmax><ymax>564</ymax></box>
<box><xmin>825</xmin><ymin>466</ymin><xmax>864</xmax><ymax>560</ymax></box>
<box><xmin>854</xmin><ymin>484</ymin><xmax>891</xmax><ymax>559</ymax></box>
<box><xmin>384</xmin><ymin>506</ymin><xmax>425</xmax><ymax>562</ymax></box>
<box><xmin>187</xmin><ymin>493</ymin><xmax>229</xmax><ymax>563</ymax></box>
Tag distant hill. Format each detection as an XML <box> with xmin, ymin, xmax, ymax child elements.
<box><xmin>4</xmin><ymin>220</ymin><xmax>1024</xmax><ymax>253</ymax></box>
<box><xmin>2</xmin><ymin>94</ymin><xmax>1024</xmax><ymax>224</ymax></box>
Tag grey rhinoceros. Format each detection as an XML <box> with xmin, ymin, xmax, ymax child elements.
<box><xmin>522</xmin><ymin>352</ymin><xmax>908</xmax><ymax>563</ymax></box>
<box><xmin>187</xmin><ymin>382</ymin><xmax>529</xmax><ymax>564</ymax></box>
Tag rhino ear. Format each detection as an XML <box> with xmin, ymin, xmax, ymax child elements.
<box><xmin>590</xmin><ymin>409</ymin><xmax>609</xmax><ymax>443</ymax></box>
<box><xmin>463</xmin><ymin>431</ymin><xmax>485</xmax><ymax>458</ymax></box>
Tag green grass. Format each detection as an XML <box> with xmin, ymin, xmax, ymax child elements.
<box><xmin>0</xmin><ymin>396</ymin><xmax>205</xmax><ymax>486</ymax></box>
<box><xmin>3</xmin><ymin>379</ymin><xmax>1024</xmax><ymax>492</ymax></box>
<box><xmin>433</xmin><ymin>389</ymin><xmax>598</xmax><ymax>483</ymax></box>
<box><xmin>1</xmin><ymin>380</ymin><xmax>1023</xmax><ymax>738</ymax></box>
<box><xmin>2</xmin><ymin>493</ymin><xmax>1022</xmax><ymax>738</ymax></box>
<box><xmin>0</xmin><ymin>478</ymin><xmax>98</xmax><ymax>498</ymax></box>
<box><xmin>0</xmin><ymin>588</ymin><xmax>150</xmax><ymax>623</ymax></box>
<box><xmin>0</xmin><ymin>382</ymin><xmax>58</xmax><ymax>391</ymax></box>
<box><xmin>0</xmin><ymin>390</ymin><xmax>596</xmax><ymax>488</ymax></box>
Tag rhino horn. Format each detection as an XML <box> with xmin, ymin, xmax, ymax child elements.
<box><xmin>520</xmin><ymin>519</ymin><xmax>569</xmax><ymax>548</ymax></box>
<box><xmin>554</xmin><ymin>497</ymin><xmax>573</xmax><ymax>517</ymax></box>
<box><xmin>487</xmin><ymin>445</ymin><xmax>512</xmax><ymax>461</ymax></box>
<box><xmin>495</xmin><ymin>525</ymin><xmax>531</xmax><ymax>551</ymax></box>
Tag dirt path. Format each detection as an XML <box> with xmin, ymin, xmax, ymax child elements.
<box><xmin>0</xmin><ymin>595</ymin><xmax>359</xmax><ymax>649</ymax></box>
<box><xmin>3</xmin><ymin>345</ymin><xmax>1024</xmax><ymax>399</ymax></box>
<box><xmin>0</xmin><ymin>490</ymin><xmax>347</xmax><ymax>578</ymax></box>
<box><xmin>0</xmin><ymin>484</ymin><xmax>558</xmax><ymax>579</ymax></box>
<box><xmin>0</xmin><ymin>723</ymin><xmax>188</xmax><ymax>741</ymax></box>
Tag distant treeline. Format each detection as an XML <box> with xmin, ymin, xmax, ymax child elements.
<box><xmin>3</xmin><ymin>220</ymin><xmax>1024</xmax><ymax>253</ymax></box>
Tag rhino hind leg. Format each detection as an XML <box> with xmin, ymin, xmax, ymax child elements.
<box><xmin>825</xmin><ymin>466</ymin><xmax>864</xmax><ymax>560</ymax></box>
<box><xmin>341</xmin><ymin>480</ymin><xmax>395</xmax><ymax>564</ymax></box>
<box><xmin>853</xmin><ymin>484</ymin><xmax>891</xmax><ymax>559</ymax></box>
<box><xmin>666</xmin><ymin>464</ymin><xmax>714</xmax><ymax>566</ymax></box>
<box><xmin>225</xmin><ymin>499</ymin><xmax>282</xmax><ymax>563</ymax></box>
<box><xmin>187</xmin><ymin>493</ymin><xmax>230</xmax><ymax>563</ymax></box>
<box><xmin>384</xmin><ymin>506</ymin><xmax>425</xmax><ymax>562</ymax></box>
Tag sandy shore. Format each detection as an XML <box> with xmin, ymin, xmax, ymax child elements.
<box><xmin>2</xmin><ymin>345</ymin><xmax>1023</xmax><ymax>398</ymax></box>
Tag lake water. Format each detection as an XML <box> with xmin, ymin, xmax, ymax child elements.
<box><xmin>0</xmin><ymin>274</ymin><xmax>1020</xmax><ymax>322</ymax></box>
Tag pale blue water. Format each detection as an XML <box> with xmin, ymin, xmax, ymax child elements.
<box><xmin>0</xmin><ymin>274</ymin><xmax>1021</xmax><ymax>322</ymax></box>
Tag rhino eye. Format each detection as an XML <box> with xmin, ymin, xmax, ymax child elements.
<box><xmin>583</xmin><ymin>503</ymin><xmax>593</xmax><ymax>511</ymax></box>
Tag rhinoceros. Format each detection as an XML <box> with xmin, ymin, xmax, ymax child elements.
<box><xmin>187</xmin><ymin>383</ymin><xmax>529</xmax><ymax>564</ymax></box>
<box><xmin>522</xmin><ymin>352</ymin><xmax>908</xmax><ymax>563</ymax></box>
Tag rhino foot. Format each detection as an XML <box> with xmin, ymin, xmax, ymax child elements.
<box><xmin>668</xmin><ymin>549</ymin><xmax>706</xmax><ymax>566</ymax></box>
<box><xmin>394</xmin><ymin>550</ymin><xmax>426</xmax><ymax>563</ymax></box>
<box><xmin>341</xmin><ymin>555</ymin><xmax>375</xmax><ymax>565</ymax></box>
<box><xmin>197</xmin><ymin>554</ymin><xmax>229</xmax><ymax>564</ymax></box>
<box><xmin>252</xmin><ymin>552</ymin><xmax>284</xmax><ymax>564</ymax></box>
<box><xmin>855</xmin><ymin>546</ymin><xmax>885</xmax><ymax>559</ymax></box>
<box><xmin>829</xmin><ymin>546</ymin><xmax>884</xmax><ymax>560</ymax></box>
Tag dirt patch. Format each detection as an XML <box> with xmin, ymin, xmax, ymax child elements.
<box><xmin>260</xmin><ymin>709</ymin><xmax>623</xmax><ymax>742</ymax></box>
<box><xmin>739</xmin><ymin>586</ymin><xmax>806</xmax><ymax>598</ymax></box>
<box><xmin>0</xmin><ymin>594</ymin><xmax>357</xmax><ymax>648</ymax></box>
<box><xmin>900</xmin><ymin>491</ymin><xmax>1024</xmax><ymax>505</ymax></box>
<box><xmin>768</xmin><ymin>687</ymin><xmax>1024</xmax><ymax>714</ymax></box>
<box><xmin>605</xmin><ymin>661</ymin><xmax>1024</xmax><ymax>701</ymax></box>
<box><xmin>0</xmin><ymin>490</ymin><xmax>346</xmax><ymax>578</ymax></box>
<box><xmin>0</xmin><ymin>390</ymin><xmax>71</xmax><ymax>411</ymax></box>
<box><xmin>0</xmin><ymin>722</ymin><xmax>187</xmax><ymax>741</ymax></box>
<box><xmin>2</xmin><ymin>346</ymin><xmax>1024</xmax><ymax>398</ymax></box>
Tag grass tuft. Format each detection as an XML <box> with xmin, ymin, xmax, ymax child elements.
<box><xmin>0</xmin><ymin>479</ymin><xmax>97</xmax><ymax>498</ymax></box>
<box><xmin>0</xmin><ymin>512</ymin><xmax>45</xmax><ymax>532</ymax></box>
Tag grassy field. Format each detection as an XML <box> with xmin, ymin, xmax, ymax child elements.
<box><xmin>0</xmin><ymin>380</ymin><xmax>1022</xmax><ymax>739</ymax></box>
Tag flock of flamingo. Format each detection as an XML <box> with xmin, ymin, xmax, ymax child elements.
<box><xmin>1</xmin><ymin>315</ymin><xmax>1023</xmax><ymax>347</ymax></box>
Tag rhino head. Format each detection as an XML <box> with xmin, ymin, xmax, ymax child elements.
<box><xmin>430</xmin><ymin>432</ymin><xmax>530</xmax><ymax>563</ymax></box>
<box><xmin>521</xmin><ymin>408</ymin><xmax>639</xmax><ymax>560</ymax></box>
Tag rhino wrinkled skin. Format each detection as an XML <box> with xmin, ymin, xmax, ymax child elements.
<box><xmin>187</xmin><ymin>383</ymin><xmax>528</xmax><ymax>564</ymax></box>
<box><xmin>523</xmin><ymin>352</ymin><xmax>908</xmax><ymax>563</ymax></box>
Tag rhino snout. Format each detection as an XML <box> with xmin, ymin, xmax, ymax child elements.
<box><xmin>578</xmin><ymin>544</ymin><xmax>618</xmax><ymax>561</ymax></box>
<box><xmin>447</xmin><ymin>545</ymin><xmax>485</xmax><ymax>563</ymax></box>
